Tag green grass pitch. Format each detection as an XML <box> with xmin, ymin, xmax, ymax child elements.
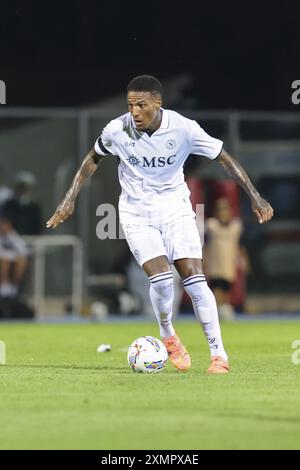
<box><xmin>1</xmin><ymin>320</ymin><xmax>300</xmax><ymax>450</ymax></box>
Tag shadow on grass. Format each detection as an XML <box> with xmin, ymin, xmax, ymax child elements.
<box><xmin>3</xmin><ymin>364</ymin><xmax>127</xmax><ymax>372</ymax></box>
<box><xmin>218</xmin><ymin>411</ymin><xmax>300</xmax><ymax>423</ymax></box>
<box><xmin>3</xmin><ymin>364</ymin><xmax>183</xmax><ymax>376</ymax></box>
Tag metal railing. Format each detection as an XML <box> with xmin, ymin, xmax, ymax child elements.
<box><xmin>23</xmin><ymin>235</ymin><xmax>83</xmax><ymax>316</ymax></box>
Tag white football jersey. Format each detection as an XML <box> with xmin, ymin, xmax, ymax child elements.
<box><xmin>94</xmin><ymin>109</ymin><xmax>223</xmax><ymax>225</ymax></box>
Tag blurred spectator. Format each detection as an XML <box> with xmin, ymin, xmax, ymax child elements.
<box><xmin>0</xmin><ymin>172</ymin><xmax>13</xmax><ymax>211</ymax></box>
<box><xmin>204</xmin><ymin>197</ymin><xmax>249</xmax><ymax>320</ymax></box>
<box><xmin>2</xmin><ymin>171</ymin><xmax>42</xmax><ymax>235</ymax></box>
<box><xmin>0</xmin><ymin>217</ymin><xmax>29</xmax><ymax>299</ymax></box>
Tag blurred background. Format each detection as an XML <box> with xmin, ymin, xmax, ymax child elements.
<box><xmin>0</xmin><ymin>0</ymin><xmax>300</xmax><ymax>320</ymax></box>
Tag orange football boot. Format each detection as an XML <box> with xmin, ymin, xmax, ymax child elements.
<box><xmin>207</xmin><ymin>355</ymin><xmax>230</xmax><ymax>374</ymax></box>
<box><xmin>163</xmin><ymin>333</ymin><xmax>191</xmax><ymax>371</ymax></box>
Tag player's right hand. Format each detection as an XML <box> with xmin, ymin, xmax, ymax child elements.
<box><xmin>251</xmin><ymin>196</ymin><xmax>274</xmax><ymax>224</ymax></box>
<box><xmin>46</xmin><ymin>199</ymin><xmax>75</xmax><ymax>229</ymax></box>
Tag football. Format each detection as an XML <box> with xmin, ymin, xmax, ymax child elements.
<box><xmin>127</xmin><ymin>336</ymin><xmax>168</xmax><ymax>373</ymax></box>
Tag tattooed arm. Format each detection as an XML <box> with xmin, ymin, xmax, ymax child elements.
<box><xmin>46</xmin><ymin>148</ymin><xmax>104</xmax><ymax>228</ymax></box>
<box><xmin>217</xmin><ymin>148</ymin><xmax>274</xmax><ymax>224</ymax></box>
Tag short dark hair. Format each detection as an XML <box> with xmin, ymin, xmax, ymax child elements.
<box><xmin>127</xmin><ymin>75</ymin><xmax>163</xmax><ymax>97</ymax></box>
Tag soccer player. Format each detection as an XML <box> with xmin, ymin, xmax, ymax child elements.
<box><xmin>47</xmin><ymin>75</ymin><xmax>273</xmax><ymax>373</ymax></box>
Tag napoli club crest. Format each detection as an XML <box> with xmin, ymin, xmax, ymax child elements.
<box><xmin>165</xmin><ymin>139</ymin><xmax>176</xmax><ymax>150</ymax></box>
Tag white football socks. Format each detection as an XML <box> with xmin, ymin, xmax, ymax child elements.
<box><xmin>149</xmin><ymin>271</ymin><xmax>175</xmax><ymax>338</ymax></box>
<box><xmin>183</xmin><ymin>275</ymin><xmax>228</xmax><ymax>361</ymax></box>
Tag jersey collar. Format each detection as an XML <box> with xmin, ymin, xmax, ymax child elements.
<box><xmin>159</xmin><ymin>108</ymin><xmax>169</xmax><ymax>129</ymax></box>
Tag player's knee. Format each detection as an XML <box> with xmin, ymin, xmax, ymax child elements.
<box><xmin>176</xmin><ymin>259</ymin><xmax>203</xmax><ymax>279</ymax></box>
<box><xmin>182</xmin><ymin>266</ymin><xmax>203</xmax><ymax>279</ymax></box>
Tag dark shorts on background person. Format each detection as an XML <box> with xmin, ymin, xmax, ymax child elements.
<box><xmin>209</xmin><ymin>278</ymin><xmax>231</xmax><ymax>292</ymax></box>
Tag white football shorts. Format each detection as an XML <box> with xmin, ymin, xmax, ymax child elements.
<box><xmin>0</xmin><ymin>233</ymin><xmax>29</xmax><ymax>261</ymax></box>
<box><xmin>122</xmin><ymin>215</ymin><xmax>203</xmax><ymax>267</ymax></box>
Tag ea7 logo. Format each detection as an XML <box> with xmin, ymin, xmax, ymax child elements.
<box><xmin>291</xmin><ymin>339</ymin><xmax>300</xmax><ymax>365</ymax></box>
<box><xmin>0</xmin><ymin>80</ymin><xmax>6</xmax><ymax>104</ymax></box>
<box><xmin>291</xmin><ymin>80</ymin><xmax>300</xmax><ymax>105</ymax></box>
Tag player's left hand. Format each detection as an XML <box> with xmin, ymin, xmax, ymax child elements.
<box><xmin>251</xmin><ymin>196</ymin><xmax>274</xmax><ymax>224</ymax></box>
